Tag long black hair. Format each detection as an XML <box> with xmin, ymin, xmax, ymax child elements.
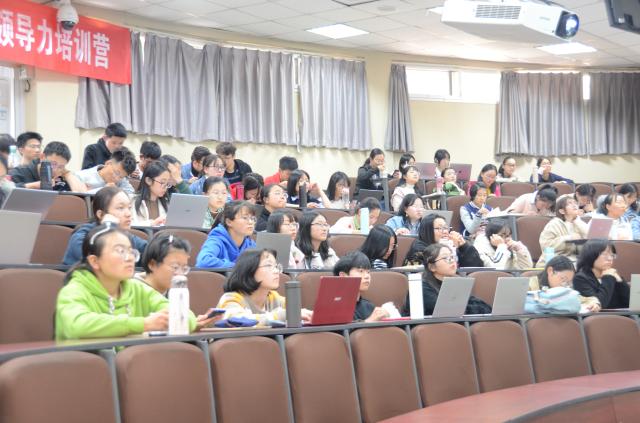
<box><xmin>266</xmin><ymin>209</ymin><xmax>298</xmax><ymax>233</ymax></box>
<box><xmin>326</xmin><ymin>171</ymin><xmax>350</xmax><ymax>201</ymax></box>
<box><xmin>286</xmin><ymin>169</ymin><xmax>311</xmax><ymax>199</ymax></box>
<box><xmin>618</xmin><ymin>183</ymin><xmax>638</xmax><ymax>212</ymax></box>
<box><xmin>397</xmin><ymin>165</ymin><xmax>424</xmax><ymax>195</ymax></box>
<box><xmin>498</xmin><ymin>156</ymin><xmax>515</xmax><ymax>177</ymax></box>
<box><xmin>538</xmin><ymin>255</ymin><xmax>575</xmax><ymax>289</ymax></box>
<box><xmin>140</xmin><ymin>232</ymin><xmax>191</xmax><ymax>274</ymax></box>
<box><xmin>577</xmin><ymin>239</ymin><xmax>616</xmax><ymax>274</ymax></box>
<box><xmin>418</xmin><ymin>213</ymin><xmax>446</xmax><ymax>245</ymax></box>
<box><xmin>296</xmin><ymin>211</ymin><xmax>331</xmax><ymax>261</ymax></box>
<box><xmin>135</xmin><ymin>160</ymin><xmax>170</xmax><ymax>215</ymax></box>
<box><xmin>363</xmin><ymin>148</ymin><xmax>384</xmax><ymax>166</ymax></box>
<box><xmin>398</xmin><ymin>153</ymin><xmax>415</xmax><ymax>170</ymax></box>
<box><xmin>359</xmin><ymin>224</ymin><xmax>397</xmax><ymax>267</ymax></box>
<box><xmin>224</xmin><ymin>249</ymin><xmax>278</xmax><ymax>294</ymax></box>
<box><xmin>396</xmin><ymin>193</ymin><xmax>423</xmax><ymax>223</ymax></box>
<box><xmin>477</xmin><ymin>164</ymin><xmax>498</xmax><ymax>194</ymax></box>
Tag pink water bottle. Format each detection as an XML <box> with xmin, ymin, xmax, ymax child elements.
<box><xmin>436</xmin><ymin>176</ymin><xmax>444</xmax><ymax>192</ymax></box>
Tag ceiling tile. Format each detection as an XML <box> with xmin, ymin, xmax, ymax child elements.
<box><xmin>347</xmin><ymin>16</ymin><xmax>407</xmax><ymax>32</ymax></box>
<box><xmin>237</xmin><ymin>2</ymin><xmax>301</xmax><ymax>20</ymax></box>
<box><xmin>574</xmin><ymin>2</ymin><xmax>609</xmax><ymax>24</ymax></box>
<box><xmin>128</xmin><ymin>5</ymin><xmax>193</xmax><ymax>21</ymax></box>
<box><xmin>208</xmin><ymin>0</ymin><xmax>265</xmax><ymax>6</ymax></box>
<box><xmin>274</xmin><ymin>31</ymin><xmax>330</xmax><ymax>43</ymax></box>
<box><xmin>313</xmin><ymin>6</ymin><xmax>375</xmax><ymax>22</ymax></box>
<box><xmin>276</xmin><ymin>0</ymin><xmax>342</xmax><ymax>14</ymax></box>
<box><xmin>75</xmin><ymin>0</ymin><xmax>149</xmax><ymax>11</ymax></box>
<box><xmin>605</xmin><ymin>30</ymin><xmax>640</xmax><ymax>47</ymax></box>
<box><xmin>231</xmin><ymin>21</ymin><xmax>298</xmax><ymax>36</ymax></box>
<box><xmin>203</xmin><ymin>8</ymin><xmax>264</xmax><ymax>25</ymax></box>
<box><xmin>178</xmin><ymin>16</ymin><xmax>229</xmax><ymax>28</ymax></box>
<box><xmin>274</xmin><ymin>15</ymin><xmax>334</xmax><ymax>30</ymax></box>
<box><xmin>344</xmin><ymin>33</ymin><xmax>397</xmax><ymax>46</ymax></box>
<box><xmin>160</xmin><ymin>0</ymin><xmax>226</xmax><ymax>15</ymax></box>
<box><xmin>560</xmin><ymin>0</ymin><xmax>602</xmax><ymax>9</ymax></box>
<box><xmin>351</xmin><ymin>0</ymin><xmax>422</xmax><ymax>16</ymax></box>
<box><xmin>403</xmin><ymin>0</ymin><xmax>447</xmax><ymax>7</ymax></box>
<box><xmin>312</xmin><ymin>38</ymin><xmax>358</xmax><ymax>48</ymax></box>
<box><xmin>378</xmin><ymin>26</ymin><xmax>436</xmax><ymax>41</ymax></box>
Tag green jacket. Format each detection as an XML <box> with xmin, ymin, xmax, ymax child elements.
<box><xmin>55</xmin><ymin>269</ymin><xmax>196</xmax><ymax>340</ymax></box>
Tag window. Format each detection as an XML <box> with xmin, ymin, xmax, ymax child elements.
<box><xmin>406</xmin><ymin>66</ymin><xmax>500</xmax><ymax>104</ymax></box>
<box><xmin>0</xmin><ymin>66</ymin><xmax>15</xmax><ymax>135</ymax></box>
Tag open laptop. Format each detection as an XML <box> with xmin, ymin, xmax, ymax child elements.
<box><xmin>306</xmin><ymin>276</ymin><xmax>361</xmax><ymax>326</ymax></box>
<box><xmin>629</xmin><ymin>275</ymin><xmax>640</xmax><ymax>311</ymax></box>
<box><xmin>450</xmin><ymin>163</ymin><xmax>473</xmax><ymax>182</ymax></box>
<box><xmin>256</xmin><ymin>232</ymin><xmax>292</xmax><ymax>269</ymax></box>
<box><xmin>1</xmin><ymin>188</ymin><xmax>58</xmax><ymax>220</ymax></box>
<box><xmin>164</xmin><ymin>194</ymin><xmax>210</xmax><ymax>228</ymax></box>
<box><xmin>587</xmin><ymin>217</ymin><xmax>613</xmax><ymax>239</ymax></box>
<box><xmin>431</xmin><ymin>277</ymin><xmax>475</xmax><ymax>318</ymax></box>
<box><xmin>0</xmin><ymin>210</ymin><xmax>41</xmax><ymax>264</ymax></box>
<box><xmin>422</xmin><ymin>210</ymin><xmax>454</xmax><ymax>226</ymax></box>
<box><xmin>357</xmin><ymin>189</ymin><xmax>384</xmax><ymax>202</ymax></box>
<box><xmin>491</xmin><ymin>277</ymin><xmax>530</xmax><ymax>315</ymax></box>
<box><xmin>414</xmin><ymin>162</ymin><xmax>437</xmax><ymax>180</ymax></box>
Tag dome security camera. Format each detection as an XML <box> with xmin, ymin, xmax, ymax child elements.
<box><xmin>57</xmin><ymin>0</ymin><xmax>79</xmax><ymax>31</ymax></box>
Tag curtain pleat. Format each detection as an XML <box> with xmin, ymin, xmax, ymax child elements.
<box><xmin>385</xmin><ymin>64</ymin><xmax>413</xmax><ymax>152</ymax></box>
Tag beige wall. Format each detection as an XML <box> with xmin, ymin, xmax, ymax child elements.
<box><xmin>20</xmin><ymin>5</ymin><xmax>640</xmax><ymax>186</ymax></box>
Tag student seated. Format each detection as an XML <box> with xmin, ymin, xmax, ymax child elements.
<box><xmin>196</xmin><ymin>201</ymin><xmax>257</xmax><ymax>269</ymax></box>
<box><xmin>359</xmin><ymin>225</ymin><xmax>397</xmax><ymax>270</ymax></box>
<box><xmin>434</xmin><ymin>149</ymin><xmax>450</xmax><ymax>178</ymax></box>
<box><xmin>286</xmin><ymin>169</ymin><xmax>331</xmax><ymax>208</ymax></box>
<box><xmin>468</xmin><ymin>164</ymin><xmax>501</xmax><ymax>196</ymax></box>
<box><xmin>536</xmin><ymin>196</ymin><xmax>588</xmax><ymax>266</ymax></box>
<box><xmin>473</xmin><ymin>219</ymin><xmax>533</xmax><ymax>270</ymax></box>
<box><xmin>391</xmin><ymin>165</ymin><xmax>422</xmax><ymax>211</ymax></box>
<box><xmin>529</xmin><ymin>256</ymin><xmax>601</xmax><ymax>313</ymax></box>
<box><xmin>16</xmin><ymin>131</ymin><xmax>42</xmax><ymax>166</ymax></box>
<box><xmin>190</xmin><ymin>154</ymin><xmax>225</xmax><ymax>195</ymax></box>
<box><xmin>356</xmin><ymin>148</ymin><xmax>390</xmax><ymax>193</ymax></box>
<box><xmin>216</xmin><ymin>141</ymin><xmax>253</xmax><ymax>186</ymax></box>
<box><xmin>131</xmin><ymin>161</ymin><xmax>170</xmax><ymax>226</ymax></box>
<box><xmin>202</xmin><ymin>176</ymin><xmax>229</xmax><ymax>230</ymax></box>
<box><xmin>531</xmin><ymin>157</ymin><xmax>573</xmax><ymax>184</ymax></box>
<box><xmin>0</xmin><ymin>133</ymin><xmax>15</xmax><ymax>160</ymax></box>
<box><xmin>392</xmin><ymin>153</ymin><xmax>415</xmax><ymax>179</ymax></box>
<box><xmin>326</xmin><ymin>171</ymin><xmax>352</xmax><ymax>209</ymax></box>
<box><xmin>130</xmin><ymin>140</ymin><xmax>161</xmax><ymax>179</ymax></box>
<box><xmin>506</xmin><ymin>184</ymin><xmax>557</xmax><ymax>216</ymax></box>
<box><xmin>238</xmin><ymin>173</ymin><xmax>263</xmax><ymax>203</ymax></box>
<box><xmin>618</xmin><ymin>183</ymin><xmax>639</xmax><ymax>221</ymax></box>
<box><xmin>266</xmin><ymin>210</ymin><xmax>305</xmax><ymax>268</ymax></box>
<box><xmin>593</xmin><ymin>193</ymin><xmax>633</xmax><ymax>240</ymax></box>
<box><xmin>216</xmin><ymin>249</ymin><xmax>313</xmax><ymax>324</ymax></box>
<box><xmin>136</xmin><ymin>232</ymin><xmax>220</xmax><ymax>329</ymax></box>
<box><xmin>256</xmin><ymin>184</ymin><xmax>287</xmax><ymax>232</ymax></box>
<box><xmin>180</xmin><ymin>146</ymin><xmax>210</xmax><ymax>184</ymax></box>
<box><xmin>0</xmin><ymin>156</ymin><xmax>14</xmax><ymax>205</ymax></box>
<box><xmin>264</xmin><ymin>156</ymin><xmax>298</xmax><ymax>187</ymax></box>
<box><xmin>81</xmin><ymin>123</ymin><xmax>127</xmax><ymax>169</ymax></box>
<box><xmin>496</xmin><ymin>156</ymin><xmax>518</xmax><ymax>183</ymax></box>
<box><xmin>9</xmin><ymin>141</ymin><xmax>84</xmax><ymax>191</ymax></box>
<box><xmin>405</xmin><ymin>213</ymin><xmax>483</xmax><ymax>268</ymax></box>
<box><xmin>55</xmin><ymin>224</ymin><xmax>195</xmax><ymax>340</ymax></box>
<box><xmin>439</xmin><ymin>167</ymin><xmax>464</xmax><ymax>196</ymax></box>
<box><xmin>401</xmin><ymin>243</ymin><xmax>492</xmax><ymax>316</ymax></box>
<box><xmin>574</xmin><ymin>183</ymin><xmax>596</xmax><ymax>216</ymax></box>
<box><xmin>573</xmin><ymin>240</ymin><xmax>630</xmax><ymax>309</ymax></box>
<box><xmin>334</xmin><ymin>251</ymin><xmax>390</xmax><ymax>322</ymax></box>
<box><xmin>75</xmin><ymin>147</ymin><xmax>137</xmax><ymax>194</ymax></box>
<box><xmin>63</xmin><ymin>187</ymin><xmax>148</xmax><ymax>265</ymax></box>
<box><xmin>159</xmin><ymin>154</ymin><xmax>193</xmax><ymax>194</ymax></box>
<box><xmin>386</xmin><ymin>194</ymin><xmax>424</xmax><ymax>236</ymax></box>
<box><xmin>295</xmin><ymin>211</ymin><xmax>339</xmax><ymax>269</ymax></box>
<box><xmin>330</xmin><ymin>197</ymin><xmax>381</xmax><ymax>234</ymax></box>
<box><xmin>460</xmin><ymin>182</ymin><xmax>492</xmax><ymax>238</ymax></box>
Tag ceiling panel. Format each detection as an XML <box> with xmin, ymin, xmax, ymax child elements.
<box><xmin>160</xmin><ymin>0</ymin><xmax>227</xmax><ymax>15</ymax></box>
<box><xmin>202</xmin><ymin>8</ymin><xmax>263</xmax><ymax>25</ymax></box>
<box><xmin>237</xmin><ymin>2</ymin><xmax>301</xmax><ymax>20</ymax></box>
<box><xmin>312</xmin><ymin>6</ymin><xmax>375</xmax><ymax>22</ymax></box>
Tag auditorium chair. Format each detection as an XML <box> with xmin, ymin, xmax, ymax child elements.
<box><xmin>580</xmin><ymin>182</ymin><xmax>613</xmax><ymax>199</ymax></box>
<box><xmin>31</xmin><ymin>224</ymin><xmax>74</xmax><ymax>264</ymax></box>
<box><xmin>612</xmin><ymin>241</ymin><xmax>640</xmax><ymax>281</ymax></box>
<box><xmin>583</xmin><ymin>314</ymin><xmax>640</xmax><ymax>374</ymax></box>
<box><xmin>187</xmin><ymin>271</ymin><xmax>226</xmax><ymax>316</ymax></box>
<box><xmin>377</xmin><ymin>211</ymin><xmax>393</xmax><ymax>225</ymax></box>
<box><xmin>516</xmin><ymin>215</ymin><xmax>552</xmax><ymax>263</ymax></box>
<box><xmin>445</xmin><ymin>195</ymin><xmax>470</xmax><ymax>233</ymax></box>
<box><xmin>468</xmin><ymin>270</ymin><xmax>512</xmax><ymax>305</ymax></box>
<box><xmin>551</xmin><ymin>182</ymin><xmax>574</xmax><ymax>195</ymax></box>
<box><xmin>45</xmin><ymin>194</ymin><xmax>90</xmax><ymax>223</ymax></box>
<box><xmin>316</xmin><ymin>208</ymin><xmax>350</xmax><ymax>226</ymax></box>
<box><xmin>500</xmin><ymin>182</ymin><xmax>535</xmax><ymax>197</ymax></box>
<box><xmin>486</xmin><ymin>195</ymin><xmax>516</xmax><ymax>211</ymax></box>
<box><xmin>157</xmin><ymin>228</ymin><xmax>207</xmax><ymax>267</ymax></box>
<box><xmin>363</xmin><ymin>271</ymin><xmax>408</xmax><ymax>310</ymax></box>
<box><xmin>394</xmin><ymin>235</ymin><xmax>415</xmax><ymax>267</ymax></box>
<box><xmin>328</xmin><ymin>234</ymin><xmax>366</xmax><ymax>258</ymax></box>
<box><xmin>297</xmin><ymin>272</ymin><xmax>332</xmax><ymax>309</ymax></box>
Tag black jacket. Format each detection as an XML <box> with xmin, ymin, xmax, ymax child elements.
<box><xmin>356</xmin><ymin>164</ymin><xmax>382</xmax><ymax>193</ymax></box>
<box><xmin>573</xmin><ymin>269</ymin><xmax>630</xmax><ymax>309</ymax></box>
<box><xmin>255</xmin><ymin>207</ymin><xmax>271</xmax><ymax>232</ymax></box>
<box><xmin>404</xmin><ymin>239</ymin><xmax>484</xmax><ymax>268</ymax></box>
<box><xmin>81</xmin><ymin>138</ymin><xmax>112</xmax><ymax>169</ymax></box>
<box><xmin>9</xmin><ymin>160</ymin><xmax>70</xmax><ymax>191</ymax></box>
<box><xmin>354</xmin><ymin>297</ymin><xmax>376</xmax><ymax>321</ymax></box>
<box><xmin>223</xmin><ymin>159</ymin><xmax>252</xmax><ymax>185</ymax></box>
<box><xmin>402</xmin><ymin>272</ymin><xmax>492</xmax><ymax>316</ymax></box>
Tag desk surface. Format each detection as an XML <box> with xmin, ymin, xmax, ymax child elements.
<box><xmin>380</xmin><ymin>371</ymin><xmax>640</xmax><ymax>423</ymax></box>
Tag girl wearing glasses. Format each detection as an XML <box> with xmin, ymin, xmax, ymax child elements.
<box><xmin>217</xmin><ymin>249</ymin><xmax>313</xmax><ymax>324</ymax></box>
<box><xmin>573</xmin><ymin>240</ymin><xmax>630</xmax><ymax>309</ymax></box>
<box><xmin>402</xmin><ymin>243</ymin><xmax>491</xmax><ymax>316</ymax></box>
<box><xmin>202</xmin><ymin>176</ymin><xmax>230</xmax><ymax>230</ymax></box>
<box><xmin>296</xmin><ymin>211</ymin><xmax>339</xmax><ymax>269</ymax></box>
<box><xmin>266</xmin><ymin>210</ymin><xmax>305</xmax><ymax>269</ymax></box>
<box><xmin>391</xmin><ymin>165</ymin><xmax>423</xmax><ymax>212</ymax></box>
<box><xmin>474</xmin><ymin>219</ymin><xmax>533</xmax><ymax>270</ymax></box>
<box><xmin>196</xmin><ymin>201</ymin><xmax>257</xmax><ymax>269</ymax></box>
<box><xmin>536</xmin><ymin>196</ymin><xmax>588</xmax><ymax>267</ymax></box>
<box><xmin>405</xmin><ymin>214</ymin><xmax>483</xmax><ymax>268</ymax></box>
<box><xmin>131</xmin><ymin>160</ymin><xmax>170</xmax><ymax>226</ymax></box>
<box><xmin>256</xmin><ymin>184</ymin><xmax>287</xmax><ymax>231</ymax></box>
<box><xmin>189</xmin><ymin>154</ymin><xmax>225</xmax><ymax>195</ymax></box>
<box><xmin>56</xmin><ymin>224</ymin><xmax>196</xmax><ymax>340</ymax></box>
<box><xmin>330</xmin><ymin>197</ymin><xmax>381</xmax><ymax>234</ymax></box>
<box><xmin>286</xmin><ymin>169</ymin><xmax>332</xmax><ymax>208</ymax></box>
<box><xmin>385</xmin><ymin>194</ymin><xmax>424</xmax><ymax>236</ymax></box>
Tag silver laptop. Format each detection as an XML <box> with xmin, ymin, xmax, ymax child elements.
<box><xmin>1</xmin><ymin>188</ymin><xmax>58</xmax><ymax>220</ymax></box>
<box><xmin>256</xmin><ymin>232</ymin><xmax>292</xmax><ymax>269</ymax></box>
<box><xmin>431</xmin><ymin>277</ymin><xmax>475</xmax><ymax>318</ymax></box>
<box><xmin>629</xmin><ymin>275</ymin><xmax>640</xmax><ymax>311</ymax></box>
<box><xmin>587</xmin><ymin>217</ymin><xmax>613</xmax><ymax>239</ymax></box>
<box><xmin>414</xmin><ymin>162</ymin><xmax>437</xmax><ymax>180</ymax></box>
<box><xmin>0</xmin><ymin>210</ymin><xmax>41</xmax><ymax>264</ymax></box>
<box><xmin>450</xmin><ymin>163</ymin><xmax>473</xmax><ymax>182</ymax></box>
<box><xmin>492</xmin><ymin>277</ymin><xmax>530</xmax><ymax>315</ymax></box>
<box><xmin>164</xmin><ymin>194</ymin><xmax>210</xmax><ymax>228</ymax></box>
<box><xmin>422</xmin><ymin>210</ymin><xmax>454</xmax><ymax>226</ymax></box>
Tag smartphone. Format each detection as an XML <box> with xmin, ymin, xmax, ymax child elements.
<box><xmin>148</xmin><ymin>331</ymin><xmax>168</xmax><ymax>337</ymax></box>
<box><xmin>207</xmin><ymin>308</ymin><xmax>226</xmax><ymax>319</ymax></box>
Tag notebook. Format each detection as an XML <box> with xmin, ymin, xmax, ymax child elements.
<box><xmin>491</xmin><ymin>277</ymin><xmax>530</xmax><ymax>315</ymax></box>
<box><xmin>431</xmin><ymin>277</ymin><xmax>475</xmax><ymax>318</ymax></box>
<box><xmin>450</xmin><ymin>163</ymin><xmax>473</xmax><ymax>182</ymax></box>
<box><xmin>306</xmin><ymin>276</ymin><xmax>361</xmax><ymax>326</ymax></box>
<box><xmin>587</xmin><ymin>217</ymin><xmax>613</xmax><ymax>239</ymax></box>
<box><xmin>1</xmin><ymin>188</ymin><xmax>58</xmax><ymax>221</ymax></box>
<box><xmin>0</xmin><ymin>210</ymin><xmax>41</xmax><ymax>264</ymax></box>
<box><xmin>164</xmin><ymin>193</ymin><xmax>210</xmax><ymax>228</ymax></box>
<box><xmin>255</xmin><ymin>232</ymin><xmax>292</xmax><ymax>269</ymax></box>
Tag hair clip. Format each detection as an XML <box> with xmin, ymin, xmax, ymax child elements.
<box><xmin>89</xmin><ymin>223</ymin><xmax>113</xmax><ymax>246</ymax></box>
<box><xmin>168</xmin><ymin>234</ymin><xmax>173</xmax><ymax>244</ymax></box>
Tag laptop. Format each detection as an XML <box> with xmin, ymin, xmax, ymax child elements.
<box><xmin>1</xmin><ymin>188</ymin><xmax>58</xmax><ymax>220</ymax></box>
<box><xmin>422</xmin><ymin>210</ymin><xmax>454</xmax><ymax>226</ymax></box>
<box><xmin>306</xmin><ymin>276</ymin><xmax>361</xmax><ymax>326</ymax></box>
<box><xmin>629</xmin><ymin>275</ymin><xmax>640</xmax><ymax>311</ymax></box>
<box><xmin>491</xmin><ymin>277</ymin><xmax>530</xmax><ymax>315</ymax></box>
<box><xmin>414</xmin><ymin>162</ymin><xmax>437</xmax><ymax>180</ymax></box>
<box><xmin>256</xmin><ymin>232</ymin><xmax>292</xmax><ymax>269</ymax></box>
<box><xmin>357</xmin><ymin>189</ymin><xmax>384</xmax><ymax>202</ymax></box>
<box><xmin>450</xmin><ymin>163</ymin><xmax>473</xmax><ymax>182</ymax></box>
<box><xmin>587</xmin><ymin>217</ymin><xmax>613</xmax><ymax>239</ymax></box>
<box><xmin>0</xmin><ymin>210</ymin><xmax>41</xmax><ymax>264</ymax></box>
<box><xmin>431</xmin><ymin>277</ymin><xmax>475</xmax><ymax>318</ymax></box>
<box><xmin>164</xmin><ymin>194</ymin><xmax>210</xmax><ymax>228</ymax></box>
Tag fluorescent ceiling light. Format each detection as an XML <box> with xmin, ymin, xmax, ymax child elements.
<box><xmin>537</xmin><ymin>42</ymin><xmax>596</xmax><ymax>55</ymax></box>
<box><xmin>307</xmin><ymin>24</ymin><xmax>368</xmax><ymax>39</ymax></box>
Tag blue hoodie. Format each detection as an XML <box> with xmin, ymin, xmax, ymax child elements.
<box><xmin>196</xmin><ymin>224</ymin><xmax>256</xmax><ymax>269</ymax></box>
<box><xmin>62</xmin><ymin>223</ymin><xmax>148</xmax><ymax>265</ymax></box>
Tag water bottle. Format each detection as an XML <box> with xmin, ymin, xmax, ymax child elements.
<box><xmin>168</xmin><ymin>275</ymin><xmax>190</xmax><ymax>335</ymax></box>
<box><xmin>299</xmin><ymin>183</ymin><xmax>307</xmax><ymax>208</ymax></box>
<box><xmin>436</xmin><ymin>176</ymin><xmax>444</xmax><ymax>193</ymax></box>
<box><xmin>531</xmin><ymin>167</ymin><xmax>539</xmax><ymax>184</ymax></box>
<box><xmin>8</xmin><ymin>145</ymin><xmax>21</xmax><ymax>169</ymax></box>
<box><xmin>543</xmin><ymin>247</ymin><xmax>555</xmax><ymax>264</ymax></box>
<box><xmin>39</xmin><ymin>160</ymin><xmax>53</xmax><ymax>190</ymax></box>
<box><xmin>285</xmin><ymin>280</ymin><xmax>302</xmax><ymax>328</ymax></box>
<box><xmin>360</xmin><ymin>207</ymin><xmax>370</xmax><ymax>235</ymax></box>
<box><xmin>408</xmin><ymin>273</ymin><xmax>424</xmax><ymax>319</ymax></box>
<box><xmin>341</xmin><ymin>187</ymin><xmax>350</xmax><ymax>209</ymax></box>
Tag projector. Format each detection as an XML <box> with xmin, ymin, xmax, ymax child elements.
<box><xmin>440</xmin><ymin>0</ymin><xmax>579</xmax><ymax>44</ymax></box>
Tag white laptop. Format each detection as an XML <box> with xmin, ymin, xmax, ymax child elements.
<box><xmin>450</xmin><ymin>163</ymin><xmax>473</xmax><ymax>182</ymax></box>
<box><xmin>492</xmin><ymin>277</ymin><xmax>530</xmax><ymax>315</ymax></box>
<box><xmin>1</xmin><ymin>188</ymin><xmax>58</xmax><ymax>221</ymax></box>
<box><xmin>431</xmin><ymin>277</ymin><xmax>475</xmax><ymax>318</ymax></box>
<box><xmin>629</xmin><ymin>275</ymin><xmax>640</xmax><ymax>311</ymax></box>
<box><xmin>255</xmin><ymin>232</ymin><xmax>292</xmax><ymax>269</ymax></box>
<box><xmin>164</xmin><ymin>194</ymin><xmax>210</xmax><ymax>228</ymax></box>
<box><xmin>0</xmin><ymin>210</ymin><xmax>41</xmax><ymax>264</ymax></box>
<box><xmin>587</xmin><ymin>217</ymin><xmax>614</xmax><ymax>239</ymax></box>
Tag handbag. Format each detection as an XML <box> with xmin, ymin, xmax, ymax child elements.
<box><xmin>524</xmin><ymin>286</ymin><xmax>581</xmax><ymax>314</ymax></box>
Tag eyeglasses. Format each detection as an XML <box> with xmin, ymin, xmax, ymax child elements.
<box><xmin>152</xmin><ymin>179</ymin><xmax>173</xmax><ymax>189</ymax></box>
<box><xmin>434</xmin><ymin>255</ymin><xmax>456</xmax><ymax>264</ymax></box>
<box><xmin>312</xmin><ymin>223</ymin><xmax>330</xmax><ymax>229</ymax></box>
<box><xmin>113</xmin><ymin>246</ymin><xmax>140</xmax><ymax>262</ymax></box>
<box><xmin>601</xmin><ymin>253</ymin><xmax>617</xmax><ymax>261</ymax></box>
<box><xmin>239</xmin><ymin>215</ymin><xmax>257</xmax><ymax>224</ymax></box>
<box><xmin>283</xmin><ymin>222</ymin><xmax>299</xmax><ymax>229</ymax></box>
<box><xmin>25</xmin><ymin>143</ymin><xmax>41</xmax><ymax>149</ymax></box>
<box><xmin>270</xmin><ymin>191</ymin><xmax>287</xmax><ymax>198</ymax></box>
<box><xmin>259</xmin><ymin>263</ymin><xmax>283</xmax><ymax>273</ymax></box>
<box><xmin>208</xmin><ymin>191</ymin><xmax>228</xmax><ymax>197</ymax></box>
<box><xmin>169</xmin><ymin>264</ymin><xmax>191</xmax><ymax>275</ymax></box>
<box><xmin>434</xmin><ymin>226</ymin><xmax>451</xmax><ymax>233</ymax></box>
<box><xmin>207</xmin><ymin>165</ymin><xmax>226</xmax><ymax>171</ymax></box>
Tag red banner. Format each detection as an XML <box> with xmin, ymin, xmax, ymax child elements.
<box><xmin>0</xmin><ymin>0</ymin><xmax>131</xmax><ymax>84</ymax></box>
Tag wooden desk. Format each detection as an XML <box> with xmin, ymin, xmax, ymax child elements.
<box><xmin>381</xmin><ymin>371</ymin><xmax>640</xmax><ymax>422</ymax></box>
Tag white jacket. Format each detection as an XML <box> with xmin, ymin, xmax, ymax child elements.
<box><xmin>130</xmin><ymin>196</ymin><xmax>167</xmax><ymax>226</ymax></box>
<box><xmin>473</xmin><ymin>234</ymin><xmax>533</xmax><ymax>270</ymax></box>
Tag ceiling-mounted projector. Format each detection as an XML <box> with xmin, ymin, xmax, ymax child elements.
<box><xmin>440</xmin><ymin>0</ymin><xmax>579</xmax><ymax>44</ymax></box>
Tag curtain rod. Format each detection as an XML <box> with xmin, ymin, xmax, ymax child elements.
<box><xmin>393</xmin><ymin>59</ymin><xmax>640</xmax><ymax>73</ymax></box>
